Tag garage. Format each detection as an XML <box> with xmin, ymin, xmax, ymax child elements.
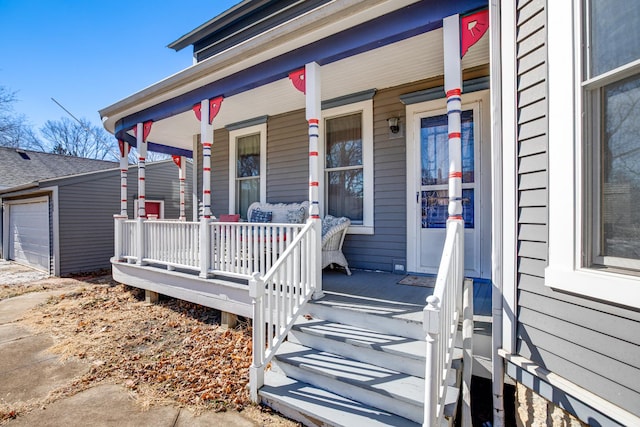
<box><xmin>7</xmin><ymin>198</ymin><xmax>50</xmax><ymax>272</ymax></box>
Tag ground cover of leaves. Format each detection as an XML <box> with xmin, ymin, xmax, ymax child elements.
<box><xmin>9</xmin><ymin>277</ymin><xmax>298</xmax><ymax>426</ymax></box>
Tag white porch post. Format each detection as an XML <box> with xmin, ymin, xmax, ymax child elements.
<box><xmin>135</xmin><ymin>122</ymin><xmax>147</xmax><ymax>266</ymax></box>
<box><xmin>178</xmin><ymin>156</ymin><xmax>186</xmax><ymax>220</ymax></box>
<box><xmin>199</xmin><ymin>100</ymin><xmax>212</xmax><ymax>278</ymax></box>
<box><xmin>306</xmin><ymin>62</ymin><xmax>323</xmax><ymax>300</ymax></box>
<box><xmin>136</xmin><ymin>122</ymin><xmax>147</xmax><ymax>219</ymax></box>
<box><xmin>200</xmin><ymin>99</ymin><xmax>213</xmax><ymax>219</ymax></box>
<box><xmin>114</xmin><ymin>139</ymin><xmax>129</xmax><ymax>262</ymax></box>
<box><xmin>119</xmin><ymin>140</ymin><xmax>129</xmax><ymax>217</ymax></box>
<box><xmin>443</xmin><ymin>15</ymin><xmax>464</xmax><ymax>225</ymax></box>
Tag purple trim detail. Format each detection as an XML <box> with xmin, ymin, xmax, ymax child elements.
<box><xmin>115</xmin><ymin>0</ymin><xmax>486</xmax><ymax>135</ymax></box>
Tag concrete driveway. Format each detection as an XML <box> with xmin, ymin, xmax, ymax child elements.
<box><xmin>0</xmin><ymin>261</ymin><xmax>259</xmax><ymax>426</ymax></box>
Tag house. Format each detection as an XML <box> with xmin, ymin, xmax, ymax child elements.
<box><xmin>98</xmin><ymin>0</ymin><xmax>640</xmax><ymax>426</ymax></box>
<box><xmin>494</xmin><ymin>1</ymin><xmax>640</xmax><ymax>426</ymax></box>
<box><xmin>0</xmin><ymin>149</ymin><xmax>192</xmax><ymax>276</ymax></box>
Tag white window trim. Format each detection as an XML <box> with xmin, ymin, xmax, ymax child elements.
<box><xmin>134</xmin><ymin>199</ymin><xmax>165</xmax><ymax>219</ymax></box>
<box><xmin>228</xmin><ymin>123</ymin><xmax>267</xmax><ymax>216</ymax></box>
<box><xmin>319</xmin><ymin>100</ymin><xmax>374</xmax><ymax>235</ymax></box>
<box><xmin>545</xmin><ymin>0</ymin><xmax>640</xmax><ymax>309</ymax></box>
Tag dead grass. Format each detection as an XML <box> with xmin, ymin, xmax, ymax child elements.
<box><xmin>11</xmin><ymin>279</ymin><xmax>299</xmax><ymax>426</ymax></box>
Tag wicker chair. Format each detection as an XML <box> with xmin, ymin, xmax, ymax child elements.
<box><xmin>321</xmin><ymin>215</ymin><xmax>351</xmax><ymax>275</ymax></box>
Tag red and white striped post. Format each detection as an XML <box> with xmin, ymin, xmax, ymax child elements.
<box><xmin>194</xmin><ymin>97</ymin><xmax>223</xmax><ymax>278</ymax></box>
<box><xmin>305</xmin><ymin>62</ymin><xmax>323</xmax><ymax>299</ymax></box>
<box><xmin>118</xmin><ymin>139</ymin><xmax>129</xmax><ymax>217</ymax></box>
<box><xmin>173</xmin><ymin>155</ymin><xmax>187</xmax><ymax>221</ymax></box>
<box><xmin>200</xmin><ymin>99</ymin><xmax>213</xmax><ymax>220</ymax></box>
<box><xmin>444</xmin><ymin>14</ymin><xmax>464</xmax><ymax>225</ymax></box>
<box><xmin>133</xmin><ymin>121</ymin><xmax>152</xmax><ymax>265</ymax></box>
<box><xmin>136</xmin><ymin>122</ymin><xmax>147</xmax><ymax>219</ymax></box>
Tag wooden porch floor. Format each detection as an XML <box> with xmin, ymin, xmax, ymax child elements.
<box><xmin>321</xmin><ymin>268</ymin><xmax>492</xmax><ymax>320</ymax></box>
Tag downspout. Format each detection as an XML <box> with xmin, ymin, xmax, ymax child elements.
<box><xmin>489</xmin><ymin>1</ymin><xmax>505</xmax><ymax>426</ymax></box>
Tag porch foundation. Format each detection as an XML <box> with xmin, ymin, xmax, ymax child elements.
<box><xmin>515</xmin><ymin>383</ymin><xmax>587</xmax><ymax>427</ymax></box>
<box><xmin>221</xmin><ymin>312</ymin><xmax>238</xmax><ymax>329</ymax></box>
<box><xmin>145</xmin><ymin>290</ymin><xmax>159</xmax><ymax>304</ymax></box>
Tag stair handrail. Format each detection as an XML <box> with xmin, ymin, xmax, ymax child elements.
<box><xmin>423</xmin><ymin>220</ymin><xmax>464</xmax><ymax>426</ymax></box>
<box><xmin>249</xmin><ymin>220</ymin><xmax>318</xmax><ymax>401</ymax></box>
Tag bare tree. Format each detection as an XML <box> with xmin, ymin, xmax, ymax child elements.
<box><xmin>0</xmin><ymin>86</ymin><xmax>45</xmax><ymax>150</ymax></box>
<box><xmin>40</xmin><ymin>117</ymin><xmax>119</xmax><ymax>160</ymax></box>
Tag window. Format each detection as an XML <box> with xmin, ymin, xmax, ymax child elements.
<box><xmin>584</xmin><ymin>0</ymin><xmax>640</xmax><ymax>270</ymax></box>
<box><xmin>229</xmin><ymin>124</ymin><xmax>266</xmax><ymax>220</ymax></box>
<box><xmin>322</xmin><ymin>100</ymin><xmax>373</xmax><ymax>234</ymax></box>
<box><xmin>545</xmin><ymin>0</ymin><xmax>640</xmax><ymax>308</ymax></box>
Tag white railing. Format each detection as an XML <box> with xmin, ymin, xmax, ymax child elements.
<box><xmin>209</xmin><ymin>222</ymin><xmax>304</xmax><ymax>277</ymax></box>
<box><xmin>145</xmin><ymin>220</ymin><xmax>200</xmax><ymax>270</ymax></box>
<box><xmin>423</xmin><ymin>220</ymin><xmax>464</xmax><ymax>426</ymax></box>
<box><xmin>114</xmin><ymin>218</ymin><xmax>139</xmax><ymax>263</ymax></box>
<box><xmin>249</xmin><ymin>220</ymin><xmax>319</xmax><ymax>401</ymax></box>
<box><xmin>113</xmin><ymin>217</ymin><xmax>304</xmax><ymax>278</ymax></box>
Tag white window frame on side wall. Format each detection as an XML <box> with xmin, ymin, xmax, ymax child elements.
<box><xmin>319</xmin><ymin>100</ymin><xmax>374</xmax><ymax>235</ymax></box>
<box><xmin>228</xmin><ymin>123</ymin><xmax>267</xmax><ymax>218</ymax></box>
<box><xmin>545</xmin><ymin>0</ymin><xmax>640</xmax><ymax>309</ymax></box>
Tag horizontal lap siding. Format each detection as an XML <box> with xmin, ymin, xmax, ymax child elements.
<box><xmin>514</xmin><ymin>0</ymin><xmax>640</xmax><ymax>417</ymax></box>
<box><xmin>266</xmin><ymin>110</ymin><xmax>308</xmax><ymax>203</ymax></box>
<box><xmin>56</xmin><ymin>161</ymin><xmax>192</xmax><ymax>275</ymax></box>
<box><xmin>57</xmin><ymin>171</ymin><xmax>120</xmax><ymax>275</ymax></box>
<box><xmin>211</xmin><ymin>129</ymin><xmax>229</xmax><ymax>216</ymax></box>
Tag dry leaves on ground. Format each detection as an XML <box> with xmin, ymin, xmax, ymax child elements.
<box><xmin>17</xmin><ymin>279</ymin><xmax>298</xmax><ymax>425</ymax></box>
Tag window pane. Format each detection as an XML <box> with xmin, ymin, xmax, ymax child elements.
<box><xmin>326</xmin><ymin>113</ymin><xmax>362</xmax><ymax>169</ymax></box>
<box><xmin>589</xmin><ymin>0</ymin><xmax>640</xmax><ymax>77</ymax></box>
<box><xmin>237</xmin><ymin>178</ymin><xmax>259</xmax><ymax>220</ymax></box>
<box><xmin>599</xmin><ymin>74</ymin><xmax>640</xmax><ymax>260</ymax></box>
<box><xmin>237</xmin><ymin>134</ymin><xmax>260</xmax><ymax>178</ymax></box>
<box><xmin>422</xmin><ymin>189</ymin><xmax>474</xmax><ymax>229</ymax></box>
<box><xmin>327</xmin><ymin>169</ymin><xmax>363</xmax><ymax>222</ymax></box>
<box><xmin>421</xmin><ymin>110</ymin><xmax>474</xmax><ymax>186</ymax></box>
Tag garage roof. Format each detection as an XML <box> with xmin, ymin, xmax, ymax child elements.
<box><xmin>0</xmin><ymin>147</ymin><xmax>116</xmax><ymax>190</ymax></box>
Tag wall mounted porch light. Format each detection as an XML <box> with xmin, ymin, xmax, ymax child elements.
<box><xmin>387</xmin><ymin>117</ymin><xmax>400</xmax><ymax>134</ymax></box>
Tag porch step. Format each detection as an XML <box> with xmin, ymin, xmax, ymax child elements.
<box><xmin>270</xmin><ymin>341</ymin><xmax>426</xmax><ymax>424</ymax></box>
<box><xmin>289</xmin><ymin>317</ymin><xmax>426</xmax><ymax>378</ymax></box>
<box><xmin>305</xmin><ymin>293</ymin><xmax>425</xmax><ymax>340</ymax></box>
<box><xmin>261</xmin><ymin>371</ymin><xmax>419</xmax><ymax>427</ymax></box>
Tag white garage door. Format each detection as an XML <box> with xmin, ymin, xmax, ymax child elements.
<box><xmin>9</xmin><ymin>199</ymin><xmax>50</xmax><ymax>272</ymax></box>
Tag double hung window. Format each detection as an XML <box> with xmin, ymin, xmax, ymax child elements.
<box><xmin>322</xmin><ymin>100</ymin><xmax>373</xmax><ymax>233</ymax></box>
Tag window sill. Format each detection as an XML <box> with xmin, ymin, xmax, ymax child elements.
<box><xmin>544</xmin><ymin>266</ymin><xmax>640</xmax><ymax>309</ymax></box>
<box><xmin>347</xmin><ymin>225</ymin><xmax>373</xmax><ymax>235</ymax></box>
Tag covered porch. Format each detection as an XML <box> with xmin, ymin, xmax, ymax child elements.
<box><xmin>102</xmin><ymin>1</ymin><xmax>492</xmax><ymax>424</ymax></box>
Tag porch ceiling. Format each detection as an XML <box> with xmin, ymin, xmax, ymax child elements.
<box><xmin>137</xmin><ymin>28</ymin><xmax>489</xmax><ymax>154</ymax></box>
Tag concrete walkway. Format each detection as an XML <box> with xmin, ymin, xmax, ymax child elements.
<box><xmin>0</xmin><ymin>275</ymin><xmax>257</xmax><ymax>426</ymax></box>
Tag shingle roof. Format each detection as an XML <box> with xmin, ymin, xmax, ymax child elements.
<box><xmin>0</xmin><ymin>147</ymin><xmax>117</xmax><ymax>190</ymax></box>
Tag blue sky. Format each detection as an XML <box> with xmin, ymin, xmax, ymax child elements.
<box><xmin>0</xmin><ymin>0</ymin><xmax>239</xmax><ymax>136</ymax></box>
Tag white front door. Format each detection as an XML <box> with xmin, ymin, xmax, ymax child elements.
<box><xmin>406</xmin><ymin>91</ymin><xmax>491</xmax><ymax>278</ymax></box>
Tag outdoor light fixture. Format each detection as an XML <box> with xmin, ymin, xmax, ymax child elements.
<box><xmin>387</xmin><ymin>117</ymin><xmax>400</xmax><ymax>134</ymax></box>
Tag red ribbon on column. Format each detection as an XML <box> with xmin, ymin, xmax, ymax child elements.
<box><xmin>289</xmin><ymin>68</ymin><xmax>306</xmax><ymax>94</ymax></box>
<box><xmin>131</xmin><ymin>121</ymin><xmax>153</xmax><ymax>142</ymax></box>
<box><xmin>172</xmin><ymin>155</ymin><xmax>181</xmax><ymax>168</ymax></box>
<box><xmin>461</xmin><ymin>9</ymin><xmax>489</xmax><ymax>58</ymax></box>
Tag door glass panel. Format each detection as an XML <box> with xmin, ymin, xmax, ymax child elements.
<box><xmin>422</xmin><ymin>189</ymin><xmax>474</xmax><ymax>228</ymax></box>
<box><xmin>421</xmin><ymin>110</ymin><xmax>474</xmax><ymax>185</ymax></box>
<box><xmin>420</xmin><ymin>109</ymin><xmax>475</xmax><ymax>229</ymax></box>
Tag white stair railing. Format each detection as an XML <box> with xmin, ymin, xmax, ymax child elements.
<box><xmin>423</xmin><ymin>220</ymin><xmax>464</xmax><ymax>426</ymax></box>
<box><xmin>249</xmin><ymin>220</ymin><xmax>318</xmax><ymax>402</ymax></box>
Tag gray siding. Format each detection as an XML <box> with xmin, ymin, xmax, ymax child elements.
<box><xmin>266</xmin><ymin>110</ymin><xmax>309</xmax><ymax>203</ymax></box>
<box><xmin>55</xmin><ymin>160</ymin><xmax>192</xmax><ymax>275</ymax></box>
<box><xmin>514</xmin><ymin>0</ymin><xmax>640</xmax><ymax>417</ymax></box>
